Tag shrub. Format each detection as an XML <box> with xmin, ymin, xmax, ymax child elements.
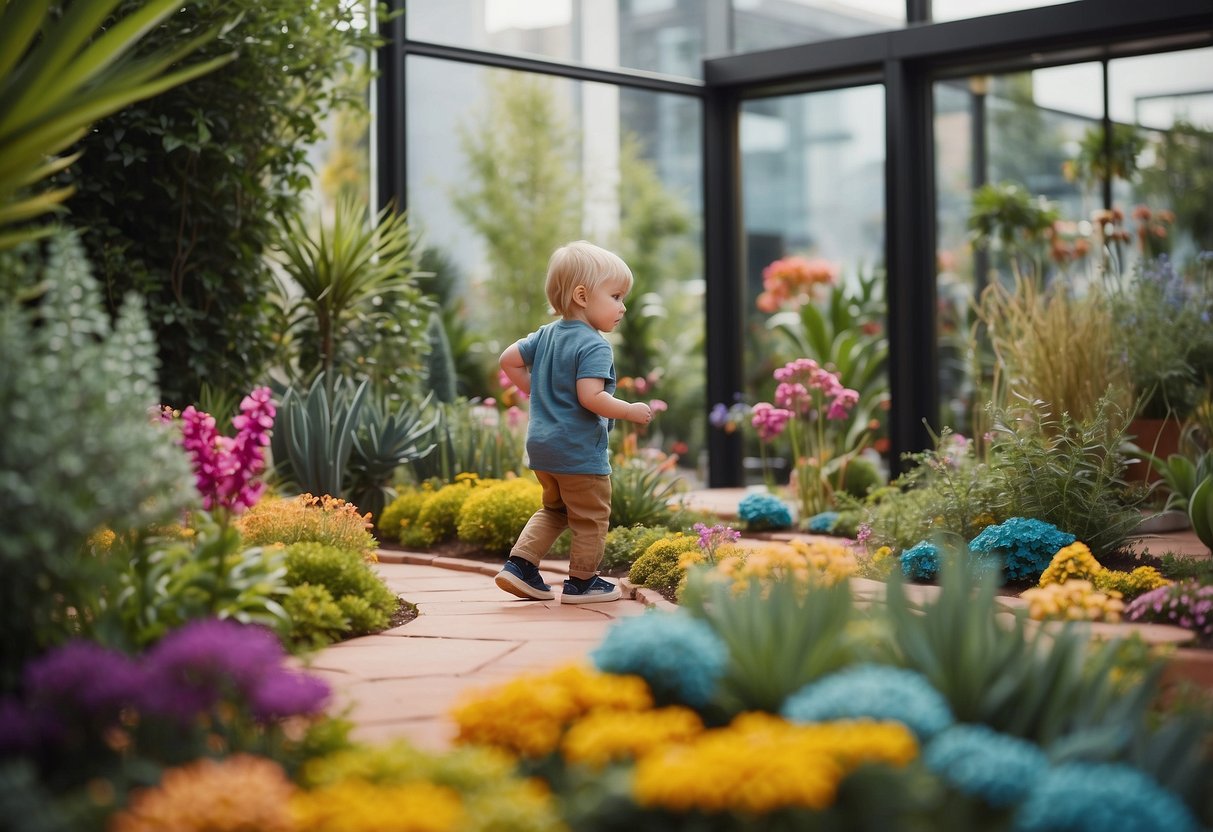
<box><xmin>839</xmin><ymin>455</ymin><xmax>884</xmax><ymax>498</ymax></box>
<box><xmin>238</xmin><ymin>494</ymin><xmax>376</xmax><ymax>557</ymax></box>
<box><xmin>737</xmin><ymin>492</ymin><xmax>793</xmax><ymax>531</ymax></box>
<box><xmin>412</xmin><ymin>477</ymin><xmax>482</xmax><ymax>546</ymax></box>
<box><xmin>602</xmin><ymin>526</ymin><xmax>670</xmax><ymax>573</ymax></box>
<box><xmin>628</xmin><ymin>534</ymin><xmax>700</xmax><ymax>592</ymax></box>
<box><xmin>284</xmin><ymin>584</ymin><xmax>349</xmax><ymax>650</ymax></box>
<box><xmin>969</xmin><ymin>517</ymin><xmax>1075</xmax><ymax>583</ymax></box>
<box><xmin>457</xmin><ymin>479</ymin><xmax>543</xmax><ymax>553</ymax></box>
<box><xmin>610</xmin><ymin>460</ymin><xmax>681</xmax><ymax>528</ymax></box>
<box><xmin>378</xmin><ymin>487</ymin><xmax>432</xmax><ymax>542</ymax></box>
<box><xmin>901</xmin><ymin>540</ymin><xmax>942</xmax><ymax>581</ymax></box>
<box><xmin>283</xmin><ymin>543</ymin><xmax>396</xmax><ymax>637</ymax></box>
<box><xmin>1021</xmin><ymin>581</ymin><xmax>1124</xmax><ymax>622</ymax></box>
<box><xmin>1095</xmin><ymin>566</ymin><xmax>1170</xmax><ymax>598</ymax></box>
<box><xmin>1038</xmin><ymin>541</ymin><xmax>1102</xmax><ymax>587</ymax></box>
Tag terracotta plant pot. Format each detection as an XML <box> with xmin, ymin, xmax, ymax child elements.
<box><xmin>1127</xmin><ymin>416</ymin><xmax>1183</xmax><ymax>484</ymax></box>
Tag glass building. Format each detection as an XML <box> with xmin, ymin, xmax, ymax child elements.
<box><xmin>376</xmin><ymin>0</ymin><xmax>1213</xmax><ymax>485</ymax></box>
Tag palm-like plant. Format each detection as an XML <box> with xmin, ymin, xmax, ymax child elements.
<box><xmin>0</xmin><ymin>0</ymin><xmax>231</xmax><ymax>249</ymax></box>
<box><xmin>275</xmin><ymin>195</ymin><xmax>422</xmax><ymax>380</ymax></box>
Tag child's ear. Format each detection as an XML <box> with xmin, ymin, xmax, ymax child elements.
<box><xmin>572</xmin><ymin>285</ymin><xmax>588</xmax><ymax>307</ymax></box>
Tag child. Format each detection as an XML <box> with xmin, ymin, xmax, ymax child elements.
<box><xmin>496</xmin><ymin>241</ymin><xmax>652</xmax><ymax>604</ymax></box>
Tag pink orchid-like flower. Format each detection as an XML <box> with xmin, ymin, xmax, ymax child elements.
<box><xmin>179</xmin><ymin>387</ymin><xmax>275</xmax><ymax>514</ymax></box>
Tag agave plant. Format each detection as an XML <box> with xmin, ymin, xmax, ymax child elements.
<box><xmin>0</xmin><ymin>0</ymin><xmax>231</xmax><ymax>248</ymax></box>
<box><xmin>271</xmin><ymin>373</ymin><xmax>369</xmax><ymax>500</ymax></box>
<box><xmin>347</xmin><ymin>392</ymin><xmax>438</xmax><ymax>520</ymax></box>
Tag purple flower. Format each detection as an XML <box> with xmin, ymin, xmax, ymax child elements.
<box><xmin>178</xmin><ymin>387</ymin><xmax>276</xmax><ymax>514</ymax></box>
<box><xmin>143</xmin><ymin>619</ymin><xmax>285</xmax><ymax>720</ymax></box>
<box><xmin>248</xmin><ymin>671</ymin><xmax>330</xmax><ymax>721</ymax></box>
<box><xmin>24</xmin><ymin>640</ymin><xmax>145</xmax><ymax>718</ymax></box>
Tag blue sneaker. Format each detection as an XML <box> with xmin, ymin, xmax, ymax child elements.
<box><xmin>560</xmin><ymin>576</ymin><xmax>622</xmax><ymax>605</ymax></box>
<box><xmin>495</xmin><ymin>560</ymin><xmax>554</xmax><ymax>600</ymax></box>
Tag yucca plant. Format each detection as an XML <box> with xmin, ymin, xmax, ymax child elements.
<box><xmin>0</xmin><ymin>0</ymin><xmax>231</xmax><ymax>249</ymax></box>
<box><xmin>609</xmin><ymin>460</ymin><xmax>682</xmax><ymax>528</ymax></box>
<box><xmin>275</xmin><ymin>195</ymin><xmax>423</xmax><ymax>380</ymax></box>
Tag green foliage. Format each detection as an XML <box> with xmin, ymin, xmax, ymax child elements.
<box><xmin>0</xmin><ymin>0</ymin><xmax>229</xmax><ymax>249</ymax></box>
<box><xmin>99</xmin><ymin>515</ymin><xmax>291</xmax><ymax>650</ymax></box>
<box><xmin>968</xmin><ymin>181</ymin><xmax>1059</xmax><ymax>261</ymax></box>
<box><xmin>1159</xmin><ymin>553</ymin><xmax>1213</xmax><ymax>584</ymax></box>
<box><xmin>407</xmin><ymin>400</ymin><xmax>527</xmax><ymax>483</ymax></box>
<box><xmin>413</xmin><ymin>479</ymin><xmax>481</xmax><ymax>546</ymax></box>
<box><xmin>0</xmin><ymin>233</ymin><xmax>195</xmax><ymax>691</ymax></box>
<box><xmin>274</xmin><ymin>195</ymin><xmax>431</xmax><ymax>386</ymax></box>
<box><xmin>1133</xmin><ymin>449</ymin><xmax>1213</xmax><ymax>512</ymax></box>
<box><xmin>989</xmin><ymin>395</ymin><xmax>1146</xmax><ymax>558</ymax></box>
<box><xmin>456</xmin><ymin>478</ymin><xmax>543</xmax><ymax>554</ymax></box>
<box><xmin>416</xmin><ymin>245</ymin><xmax>491</xmax><ymax>399</ymax></box>
<box><xmin>680</xmin><ymin>568</ymin><xmax>860</xmax><ymax>717</ymax></box>
<box><xmin>1137</xmin><ymin>119</ymin><xmax>1213</xmax><ymax>250</ymax></box>
<box><xmin>452</xmin><ymin>70</ymin><xmax>582</xmax><ymax>349</ymax></box>
<box><xmin>601</xmin><ymin>525</ymin><xmax>670</xmax><ymax>573</ymax></box>
<box><xmin>424</xmin><ymin>310</ymin><xmax>458</xmax><ymax>402</ymax></box>
<box><xmin>1190</xmin><ymin>475</ymin><xmax>1213</xmax><ymax>553</ymax></box>
<box><xmin>627</xmin><ymin>533</ymin><xmax>699</xmax><ymax>592</ymax></box>
<box><xmin>610</xmin><ymin>461</ymin><xmax>682</xmax><ymax>528</ymax></box>
<box><xmin>271</xmin><ymin>373</ymin><xmax>369</xmax><ymax>501</ymax></box>
<box><xmin>1067</xmin><ymin>123</ymin><xmax>1145</xmax><ymax>186</ymax></box>
<box><xmin>283</xmin><ymin>583</ymin><xmax>349</xmax><ymax>650</ymax></box>
<box><xmin>840</xmin><ymin>454</ymin><xmax>884</xmax><ymax>498</ymax></box>
<box><xmin>64</xmin><ymin>0</ymin><xmax>383</xmax><ymax>405</ymax></box>
<box><xmin>284</xmin><ymin>542</ymin><xmax>395</xmax><ymax>637</ymax></box>
<box><xmin>347</xmin><ymin>393</ymin><xmax>438</xmax><ymax>522</ymax></box>
<box><xmin>378</xmin><ymin>486</ymin><xmax>432</xmax><ymax>542</ymax></box>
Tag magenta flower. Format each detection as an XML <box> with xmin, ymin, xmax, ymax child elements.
<box><xmin>179</xmin><ymin>386</ymin><xmax>275</xmax><ymax>514</ymax></box>
<box><xmin>751</xmin><ymin>402</ymin><xmax>792</xmax><ymax>441</ymax></box>
<box><xmin>826</xmin><ymin>388</ymin><xmax>859</xmax><ymax>420</ymax></box>
<box><xmin>650</xmin><ymin>399</ymin><xmax>669</xmax><ymax>413</ymax></box>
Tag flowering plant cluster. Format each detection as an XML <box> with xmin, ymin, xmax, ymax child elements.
<box><xmin>691</xmin><ymin>522</ymin><xmax>739</xmax><ymax>564</ymax></box>
<box><xmin>1124</xmin><ymin>580</ymin><xmax>1213</xmax><ymax>644</ymax></box>
<box><xmin>755</xmin><ymin>255</ymin><xmax>837</xmax><ymax>313</ymax></box>
<box><xmin>179</xmin><ymin>387</ymin><xmax>275</xmax><ymax>514</ymax></box>
<box><xmin>737</xmin><ymin>491</ymin><xmax>793</xmax><ymax>530</ymax></box>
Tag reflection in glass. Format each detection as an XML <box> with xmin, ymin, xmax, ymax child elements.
<box><xmin>733</xmin><ymin>0</ymin><xmax>903</xmax><ymax>53</ymax></box>
<box><xmin>738</xmin><ymin>86</ymin><xmax>888</xmax><ymax>483</ymax></box>
<box><xmin>405</xmin><ymin>56</ymin><xmax>705</xmax><ymax>466</ymax></box>
<box><xmin>406</xmin><ymin>0</ymin><xmax>709</xmax><ymax>80</ymax></box>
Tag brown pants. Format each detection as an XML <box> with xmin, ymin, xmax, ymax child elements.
<box><xmin>511</xmin><ymin>471</ymin><xmax>612</xmax><ymax>579</ymax></box>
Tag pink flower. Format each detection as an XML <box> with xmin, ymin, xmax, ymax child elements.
<box><xmin>826</xmin><ymin>388</ymin><xmax>859</xmax><ymax>420</ymax></box>
<box><xmin>649</xmin><ymin>399</ymin><xmax>668</xmax><ymax>413</ymax></box>
<box><xmin>751</xmin><ymin>402</ymin><xmax>792</xmax><ymax>441</ymax></box>
<box><xmin>179</xmin><ymin>387</ymin><xmax>275</xmax><ymax>514</ymax></box>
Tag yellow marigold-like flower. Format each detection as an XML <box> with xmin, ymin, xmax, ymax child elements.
<box><xmin>88</xmin><ymin>526</ymin><xmax>118</xmax><ymax>554</ymax></box>
<box><xmin>292</xmin><ymin>780</ymin><xmax>464</xmax><ymax>832</ymax></box>
<box><xmin>451</xmin><ymin>665</ymin><xmax>653</xmax><ymax>758</ymax></box>
<box><xmin>1038</xmin><ymin>541</ymin><xmax>1102</xmax><ymax>587</ymax></box>
<box><xmin>632</xmin><ymin>712</ymin><xmax>917</xmax><ymax>815</ymax></box>
<box><xmin>561</xmin><ymin>707</ymin><xmax>703</xmax><ymax>769</ymax></box>
<box><xmin>1094</xmin><ymin>565</ymin><xmax>1170</xmax><ymax>597</ymax></box>
<box><xmin>110</xmin><ymin>754</ymin><xmax>295</xmax><ymax>832</ymax></box>
<box><xmin>714</xmin><ymin>540</ymin><xmax>856</xmax><ymax>591</ymax></box>
<box><xmin>1022</xmin><ymin>580</ymin><xmax>1124</xmax><ymax>623</ymax></box>
<box><xmin>871</xmin><ymin>545</ymin><xmax>892</xmax><ymax>564</ymax></box>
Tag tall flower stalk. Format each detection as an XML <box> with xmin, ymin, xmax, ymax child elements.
<box><xmin>756</xmin><ymin>359</ymin><xmax>859</xmax><ymax>520</ymax></box>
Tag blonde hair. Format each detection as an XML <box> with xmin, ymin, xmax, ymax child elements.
<box><xmin>545</xmin><ymin>241</ymin><xmax>633</xmax><ymax>317</ymax></box>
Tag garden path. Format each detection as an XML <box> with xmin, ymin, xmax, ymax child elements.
<box><xmin>309</xmin><ymin>488</ymin><xmax>1209</xmax><ymax>752</ymax></box>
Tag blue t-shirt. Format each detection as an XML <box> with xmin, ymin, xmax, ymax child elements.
<box><xmin>517</xmin><ymin>319</ymin><xmax>616</xmax><ymax>475</ymax></box>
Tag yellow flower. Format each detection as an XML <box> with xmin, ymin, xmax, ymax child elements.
<box><xmin>1022</xmin><ymin>580</ymin><xmax>1123</xmax><ymax>623</ymax></box>
<box><xmin>451</xmin><ymin>665</ymin><xmax>652</xmax><ymax>757</ymax></box>
<box><xmin>292</xmin><ymin>780</ymin><xmax>464</xmax><ymax>832</ymax></box>
<box><xmin>632</xmin><ymin>712</ymin><xmax>916</xmax><ymax>815</ymax></box>
<box><xmin>1038</xmin><ymin>541</ymin><xmax>1102</xmax><ymax>587</ymax></box>
<box><xmin>109</xmin><ymin>754</ymin><xmax>295</xmax><ymax>832</ymax></box>
<box><xmin>561</xmin><ymin>707</ymin><xmax>703</xmax><ymax>769</ymax></box>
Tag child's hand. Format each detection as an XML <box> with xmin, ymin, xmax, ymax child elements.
<box><xmin>627</xmin><ymin>402</ymin><xmax>652</xmax><ymax>425</ymax></box>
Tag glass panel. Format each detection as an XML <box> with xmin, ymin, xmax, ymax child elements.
<box><xmin>933</xmin><ymin>64</ymin><xmax>1101</xmax><ymax>434</ymax></box>
<box><xmin>406</xmin><ymin>55</ymin><xmax>706</xmax><ymax>472</ymax></box>
<box><xmin>406</xmin><ymin>0</ymin><xmax>709</xmax><ymax>80</ymax></box>
<box><xmin>733</xmin><ymin>0</ymin><xmax>903</xmax><ymax>53</ymax></box>
<box><xmin>932</xmin><ymin>0</ymin><xmax>1077</xmax><ymax>23</ymax></box>
<box><xmin>737</xmin><ymin>85</ymin><xmax>889</xmax><ymax>487</ymax></box>
<box><xmin>1109</xmin><ymin>48</ymin><xmax>1213</xmax><ymax>265</ymax></box>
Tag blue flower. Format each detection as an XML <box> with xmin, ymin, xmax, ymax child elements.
<box><xmin>1012</xmin><ymin>762</ymin><xmax>1198</xmax><ymax>832</ymax></box>
<box><xmin>781</xmin><ymin>663</ymin><xmax>954</xmax><ymax>741</ymax></box>
<box><xmin>591</xmin><ymin>612</ymin><xmax>727</xmax><ymax>708</ymax></box>
<box><xmin>738</xmin><ymin>492</ymin><xmax>793</xmax><ymax>531</ymax></box>
<box><xmin>969</xmin><ymin>517</ymin><xmax>1075</xmax><ymax>583</ymax></box>
<box><xmin>925</xmin><ymin>724</ymin><xmax>1046</xmax><ymax>808</ymax></box>
<box><xmin>901</xmin><ymin>540</ymin><xmax>940</xmax><ymax>580</ymax></box>
<box><xmin>807</xmin><ymin>511</ymin><xmax>839</xmax><ymax>533</ymax></box>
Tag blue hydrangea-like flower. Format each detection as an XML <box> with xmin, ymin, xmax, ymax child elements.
<box><xmin>969</xmin><ymin>517</ymin><xmax>1075</xmax><ymax>583</ymax></box>
<box><xmin>738</xmin><ymin>492</ymin><xmax>793</xmax><ymax>531</ymax></box>
<box><xmin>1012</xmin><ymin>762</ymin><xmax>1198</xmax><ymax>832</ymax></box>
<box><xmin>781</xmin><ymin>663</ymin><xmax>954</xmax><ymax>741</ymax></box>
<box><xmin>591</xmin><ymin>612</ymin><xmax>728</xmax><ymax>708</ymax></box>
<box><xmin>807</xmin><ymin>511</ymin><xmax>840</xmax><ymax>533</ymax></box>
<box><xmin>901</xmin><ymin>540</ymin><xmax>941</xmax><ymax>580</ymax></box>
<box><xmin>925</xmin><ymin>724</ymin><xmax>1046</xmax><ymax>808</ymax></box>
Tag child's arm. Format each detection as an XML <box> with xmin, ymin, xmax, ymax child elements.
<box><xmin>499</xmin><ymin>342</ymin><xmax>531</xmax><ymax>396</ymax></box>
<box><xmin>577</xmin><ymin>378</ymin><xmax>652</xmax><ymax>424</ymax></box>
